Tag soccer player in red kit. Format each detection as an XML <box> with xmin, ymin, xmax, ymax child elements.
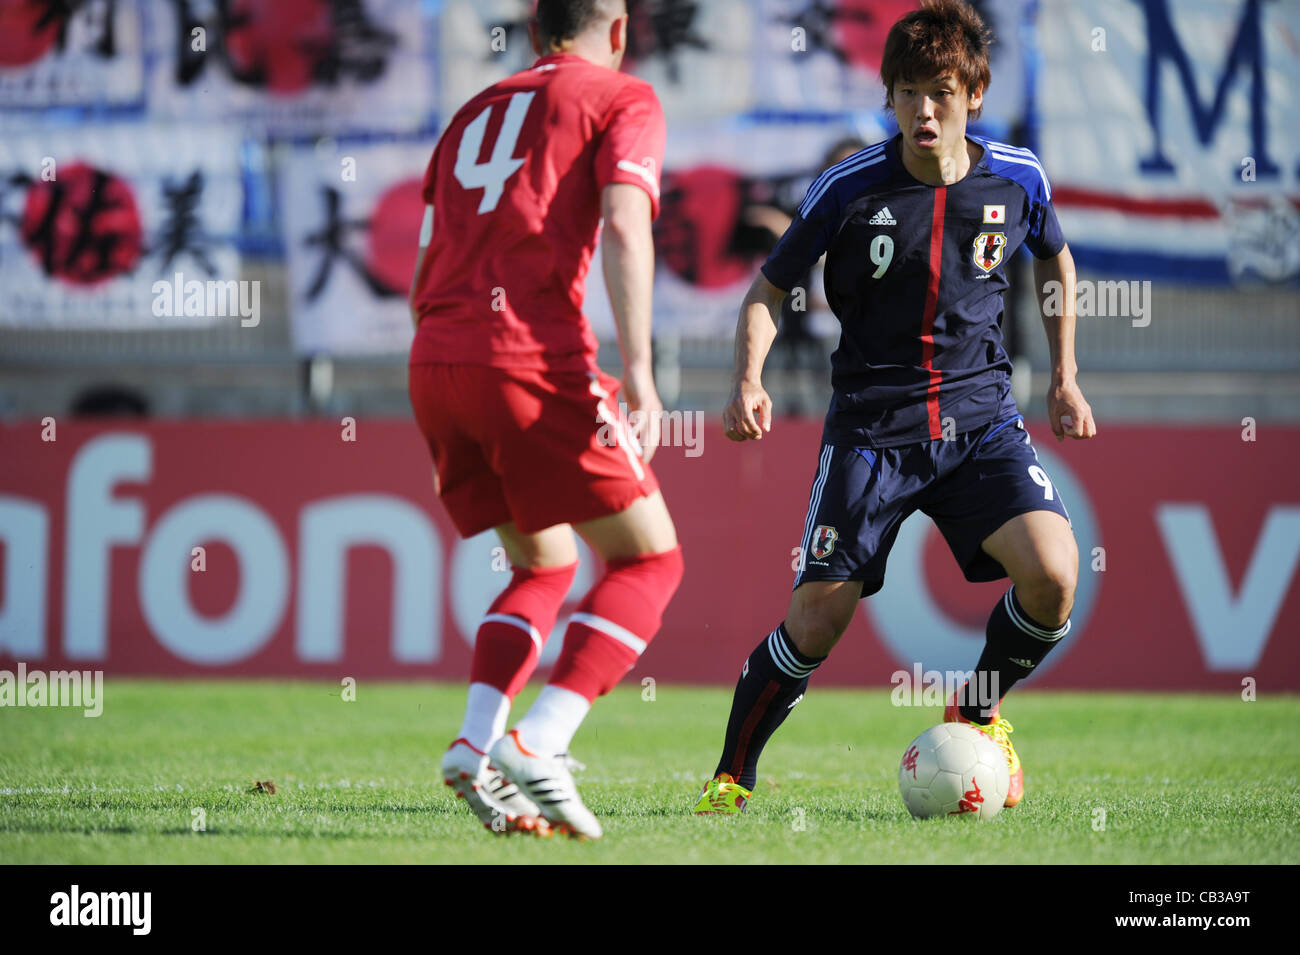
<box><xmin>408</xmin><ymin>0</ymin><xmax>682</xmax><ymax>840</ymax></box>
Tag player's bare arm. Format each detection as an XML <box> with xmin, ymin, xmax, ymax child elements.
<box><xmin>600</xmin><ymin>181</ymin><xmax>662</xmax><ymax>463</ymax></box>
<box><xmin>1033</xmin><ymin>243</ymin><xmax>1097</xmax><ymax>442</ymax></box>
<box><xmin>723</xmin><ymin>272</ymin><xmax>785</xmax><ymax>442</ymax></box>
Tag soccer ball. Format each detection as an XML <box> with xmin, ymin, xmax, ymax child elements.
<box><xmin>898</xmin><ymin>723</ymin><xmax>1010</xmax><ymax>821</ymax></box>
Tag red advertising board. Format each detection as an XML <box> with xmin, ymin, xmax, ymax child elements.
<box><xmin>1</xmin><ymin>418</ymin><xmax>1296</xmax><ymax>690</ymax></box>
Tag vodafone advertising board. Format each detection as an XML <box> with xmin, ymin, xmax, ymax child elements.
<box><xmin>0</xmin><ymin>419</ymin><xmax>1296</xmax><ymax>690</ymax></box>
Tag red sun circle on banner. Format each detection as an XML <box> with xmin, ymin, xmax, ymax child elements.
<box><xmin>656</xmin><ymin>166</ymin><xmax>758</xmax><ymax>290</ymax></box>
<box><xmin>20</xmin><ymin>162</ymin><xmax>144</xmax><ymax>286</ymax></box>
<box><xmin>365</xmin><ymin>177</ymin><xmax>425</xmax><ymax>295</ymax></box>
<box><xmin>0</xmin><ymin>0</ymin><xmax>63</xmax><ymax>67</ymax></box>
<box><xmin>835</xmin><ymin>0</ymin><xmax>921</xmax><ymax>78</ymax></box>
<box><xmin>0</xmin><ymin>0</ymin><xmax>64</xmax><ymax>67</ymax></box>
<box><xmin>223</xmin><ymin>0</ymin><xmax>335</xmax><ymax>96</ymax></box>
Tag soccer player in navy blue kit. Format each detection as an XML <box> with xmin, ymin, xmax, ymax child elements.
<box><xmin>694</xmin><ymin>0</ymin><xmax>1096</xmax><ymax>814</ymax></box>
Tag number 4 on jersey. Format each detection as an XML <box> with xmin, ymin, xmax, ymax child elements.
<box><xmin>454</xmin><ymin>91</ymin><xmax>536</xmax><ymax>214</ymax></box>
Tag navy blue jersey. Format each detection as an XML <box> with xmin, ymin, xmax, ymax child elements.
<box><xmin>762</xmin><ymin>133</ymin><xmax>1065</xmax><ymax>448</ymax></box>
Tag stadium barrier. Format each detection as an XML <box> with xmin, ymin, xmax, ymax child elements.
<box><xmin>1</xmin><ymin>419</ymin><xmax>1296</xmax><ymax>691</ymax></box>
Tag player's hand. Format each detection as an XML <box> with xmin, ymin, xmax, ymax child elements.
<box><xmin>621</xmin><ymin>366</ymin><xmax>662</xmax><ymax>465</ymax></box>
<box><xmin>1047</xmin><ymin>378</ymin><xmax>1097</xmax><ymax>442</ymax></box>
<box><xmin>723</xmin><ymin>379</ymin><xmax>772</xmax><ymax>441</ymax></box>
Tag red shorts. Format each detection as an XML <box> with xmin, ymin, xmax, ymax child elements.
<box><xmin>408</xmin><ymin>363</ymin><xmax>659</xmax><ymax>537</ymax></box>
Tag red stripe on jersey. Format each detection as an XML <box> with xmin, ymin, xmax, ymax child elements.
<box><xmin>920</xmin><ymin>187</ymin><xmax>947</xmax><ymax>440</ymax></box>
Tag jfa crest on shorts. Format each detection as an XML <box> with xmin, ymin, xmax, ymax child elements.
<box><xmin>795</xmin><ymin>416</ymin><xmax>1070</xmax><ymax>596</ymax></box>
<box><xmin>811</xmin><ymin>525</ymin><xmax>838</xmax><ymax>560</ymax></box>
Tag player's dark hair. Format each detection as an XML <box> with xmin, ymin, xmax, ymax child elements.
<box><xmin>880</xmin><ymin>0</ymin><xmax>992</xmax><ymax>120</ymax></box>
<box><xmin>535</xmin><ymin>0</ymin><xmax>618</xmax><ymax>50</ymax></box>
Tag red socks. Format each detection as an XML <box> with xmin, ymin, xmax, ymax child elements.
<box><xmin>469</xmin><ymin>562</ymin><xmax>577</xmax><ymax>698</ymax></box>
<box><xmin>468</xmin><ymin>546</ymin><xmax>685</xmax><ymax>704</ymax></box>
<box><xmin>548</xmin><ymin>546</ymin><xmax>684</xmax><ymax>701</ymax></box>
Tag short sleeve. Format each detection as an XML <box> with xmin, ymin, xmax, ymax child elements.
<box><xmin>595</xmin><ymin>81</ymin><xmax>666</xmax><ymax>218</ymax></box>
<box><xmin>761</xmin><ymin>192</ymin><xmax>840</xmax><ymax>293</ymax></box>
<box><xmin>1025</xmin><ymin>168</ymin><xmax>1065</xmax><ymax>260</ymax></box>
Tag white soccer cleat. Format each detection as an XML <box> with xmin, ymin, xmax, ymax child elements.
<box><xmin>441</xmin><ymin>738</ymin><xmax>549</xmax><ymax>835</ymax></box>
<box><xmin>489</xmin><ymin>730</ymin><xmax>603</xmax><ymax>840</ymax></box>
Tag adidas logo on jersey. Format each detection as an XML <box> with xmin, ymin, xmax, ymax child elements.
<box><xmin>868</xmin><ymin>207</ymin><xmax>897</xmax><ymax>225</ymax></box>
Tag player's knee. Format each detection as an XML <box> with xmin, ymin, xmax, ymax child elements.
<box><xmin>500</xmin><ymin>530</ymin><xmax>580</xmax><ymax>571</ymax></box>
<box><xmin>785</xmin><ymin>607</ymin><xmax>846</xmax><ymax>658</ymax></box>
<box><xmin>1015</xmin><ymin>557</ymin><xmax>1076</xmax><ymax>626</ymax></box>
<box><xmin>604</xmin><ymin>545</ymin><xmax>683</xmax><ymax>619</ymax></box>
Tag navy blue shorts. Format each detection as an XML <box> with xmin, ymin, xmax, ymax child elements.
<box><xmin>795</xmin><ymin>415</ymin><xmax>1071</xmax><ymax>597</ymax></box>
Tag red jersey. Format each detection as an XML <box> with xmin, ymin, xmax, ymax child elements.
<box><xmin>410</xmin><ymin>53</ymin><xmax>665</xmax><ymax>372</ymax></box>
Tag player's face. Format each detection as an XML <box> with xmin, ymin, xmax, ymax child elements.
<box><xmin>893</xmin><ymin>73</ymin><xmax>983</xmax><ymax>165</ymax></box>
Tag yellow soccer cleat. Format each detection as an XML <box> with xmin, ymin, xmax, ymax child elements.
<box><xmin>945</xmin><ymin>693</ymin><xmax>1024</xmax><ymax>807</ymax></box>
<box><xmin>972</xmin><ymin>718</ymin><xmax>1022</xmax><ymax>808</ymax></box>
<box><xmin>693</xmin><ymin>773</ymin><xmax>752</xmax><ymax>814</ymax></box>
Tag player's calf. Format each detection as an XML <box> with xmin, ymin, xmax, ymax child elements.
<box><xmin>959</xmin><ymin>584</ymin><xmax>1071</xmax><ymax>723</ymax></box>
<box><xmin>708</xmin><ymin>623</ymin><xmax>824</xmax><ymax>794</ymax></box>
<box><xmin>701</xmin><ymin>580</ymin><xmax>858</xmax><ymax>802</ymax></box>
<box><xmin>501</xmin><ymin>546</ymin><xmax>683</xmax><ymax>837</ymax></box>
<box><xmin>785</xmin><ymin>578</ymin><xmax>862</xmax><ymax>657</ymax></box>
<box><xmin>473</xmin><ymin>562</ymin><xmax>578</xmax><ymax>701</ymax></box>
<box><xmin>494</xmin><ymin>496</ymin><xmax>682</xmax><ymax>838</ymax></box>
<box><xmin>954</xmin><ymin>532</ymin><xmax>1075</xmax><ymax>809</ymax></box>
<box><xmin>512</xmin><ymin>545</ymin><xmax>684</xmax><ymax>757</ymax></box>
<box><xmin>454</xmin><ymin>561</ymin><xmax>578</xmax><ymax>755</ymax></box>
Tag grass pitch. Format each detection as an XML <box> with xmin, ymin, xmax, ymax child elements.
<box><xmin>1</xmin><ymin>681</ymin><xmax>1296</xmax><ymax>864</ymax></box>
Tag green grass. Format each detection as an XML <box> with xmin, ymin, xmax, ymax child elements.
<box><xmin>1</xmin><ymin>681</ymin><xmax>1296</xmax><ymax>864</ymax></box>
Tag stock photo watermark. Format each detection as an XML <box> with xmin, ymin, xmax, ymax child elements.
<box><xmin>49</xmin><ymin>885</ymin><xmax>151</xmax><ymax>935</ymax></box>
<box><xmin>596</xmin><ymin>402</ymin><xmax>704</xmax><ymax>457</ymax></box>
<box><xmin>889</xmin><ymin>665</ymin><xmax>999</xmax><ymax>708</ymax></box>
<box><xmin>1041</xmin><ymin>278</ymin><xmax>1153</xmax><ymax>327</ymax></box>
<box><xmin>151</xmin><ymin>271</ymin><xmax>261</xmax><ymax>327</ymax></box>
<box><xmin>0</xmin><ymin>664</ymin><xmax>103</xmax><ymax>717</ymax></box>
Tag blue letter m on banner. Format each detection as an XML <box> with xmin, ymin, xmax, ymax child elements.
<box><xmin>1137</xmin><ymin>0</ymin><xmax>1281</xmax><ymax>179</ymax></box>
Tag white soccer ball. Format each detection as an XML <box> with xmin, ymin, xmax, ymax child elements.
<box><xmin>898</xmin><ymin>723</ymin><xmax>1011</xmax><ymax>821</ymax></box>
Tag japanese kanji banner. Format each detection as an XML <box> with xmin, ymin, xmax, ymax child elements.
<box><xmin>280</xmin><ymin>137</ymin><xmax>432</xmax><ymax>355</ymax></box>
<box><xmin>585</xmin><ymin>117</ymin><xmax>889</xmax><ymax>340</ymax></box>
<box><xmin>751</xmin><ymin>0</ymin><xmax>1028</xmax><ymax>131</ymax></box>
<box><xmin>0</xmin><ymin>0</ymin><xmax>145</xmax><ymax>111</ymax></box>
<box><xmin>437</xmin><ymin>0</ymin><xmax>755</xmax><ymax>123</ymax></box>
<box><xmin>143</xmin><ymin>0</ymin><xmax>436</xmax><ymax>135</ymax></box>
<box><xmin>1035</xmin><ymin>0</ymin><xmax>1300</xmax><ymax>284</ymax></box>
<box><xmin>620</xmin><ymin>0</ymin><xmax>755</xmax><ymax>120</ymax></box>
<box><xmin>281</xmin><ymin>120</ymin><xmax>876</xmax><ymax>353</ymax></box>
<box><xmin>0</xmin><ymin>124</ymin><xmax>244</xmax><ymax>328</ymax></box>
